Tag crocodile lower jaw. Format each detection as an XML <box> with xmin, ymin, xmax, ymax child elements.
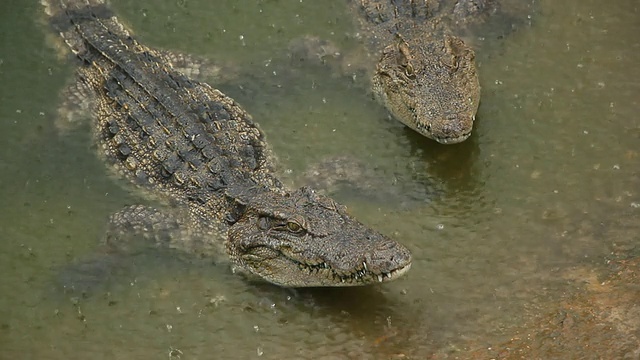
<box><xmin>381</xmin><ymin>262</ymin><xmax>411</xmax><ymax>282</ymax></box>
<box><xmin>435</xmin><ymin>132</ymin><xmax>472</xmax><ymax>144</ymax></box>
<box><xmin>296</xmin><ymin>260</ymin><xmax>412</xmax><ymax>285</ymax></box>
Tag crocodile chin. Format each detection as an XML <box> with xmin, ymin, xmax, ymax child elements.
<box><xmin>227</xmin><ymin>187</ymin><xmax>412</xmax><ymax>287</ymax></box>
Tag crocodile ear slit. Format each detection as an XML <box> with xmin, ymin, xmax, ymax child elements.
<box><xmin>396</xmin><ymin>38</ymin><xmax>412</xmax><ymax>67</ymax></box>
<box><xmin>225</xmin><ymin>200</ymin><xmax>247</xmax><ymax>225</ymax></box>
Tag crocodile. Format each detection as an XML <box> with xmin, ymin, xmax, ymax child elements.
<box><xmin>42</xmin><ymin>0</ymin><xmax>411</xmax><ymax>287</ymax></box>
<box><xmin>348</xmin><ymin>0</ymin><xmax>484</xmax><ymax>144</ymax></box>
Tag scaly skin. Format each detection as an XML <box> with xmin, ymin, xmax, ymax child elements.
<box><xmin>351</xmin><ymin>0</ymin><xmax>482</xmax><ymax>144</ymax></box>
<box><xmin>42</xmin><ymin>0</ymin><xmax>411</xmax><ymax>287</ymax></box>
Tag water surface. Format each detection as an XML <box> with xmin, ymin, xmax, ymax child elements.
<box><xmin>1</xmin><ymin>0</ymin><xmax>639</xmax><ymax>358</ymax></box>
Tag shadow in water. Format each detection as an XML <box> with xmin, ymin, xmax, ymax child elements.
<box><xmin>394</xmin><ymin>122</ymin><xmax>488</xmax><ymax>217</ymax></box>
<box><xmin>47</xmin><ymin>243</ymin><xmax>437</xmax><ymax>356</ymax></box>
<box><xmin>244</xmin><ymin>280</ymin><xmax>426</xmax><ymax>351</ymax></box>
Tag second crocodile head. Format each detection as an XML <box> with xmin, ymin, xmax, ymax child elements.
<box><xmin>372</xmin><ymin>33</ymin><xmax>480</xmax><ymax>144</ymax></box>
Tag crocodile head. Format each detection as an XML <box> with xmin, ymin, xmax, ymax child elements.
<box><xmin>372</xmin><ymin>33</ymin><xmax>480</xmax><ymax>144</ymax></box>
<box><xmin>226</xmin><ymin>187</ymin><xmax>411</xmax><ymax>287</ymax></box>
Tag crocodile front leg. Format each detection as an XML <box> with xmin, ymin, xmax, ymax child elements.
<box><xmin>58</xmin><ymin>205</ymin><xmax>195</xmax><ymax>295</ymax></box>
<box><xmin>104</xmin><ymin>204</ymin><xmax>184</xmax><ymax>254</ymax></box>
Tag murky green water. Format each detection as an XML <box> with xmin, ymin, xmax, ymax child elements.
<box><xmin>1</xmin><ymin>0</ymin><xmax>638</xmax><ymax>358</ymax></box>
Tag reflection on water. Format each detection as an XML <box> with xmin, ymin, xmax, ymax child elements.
<box><xmin>0</xmin><ymin>0</ymin><xmax>638</xmax><ymax>358</ymax></box>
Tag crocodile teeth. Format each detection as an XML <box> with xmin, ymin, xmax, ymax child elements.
<box><xmin>377</xmin><ymin>274</ymin><xmax>383</xmax><ymax>282</ymax></box>
<box><xmin>362</xmin><ymin>262</ymin><xmax>367</xmax><ymax>270</ymax></box>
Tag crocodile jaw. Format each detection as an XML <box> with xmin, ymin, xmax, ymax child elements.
<box><xmin>235</xmin><ymin>245</ymin><xmax>412</xmax><ymax>287</ymax></box>
<box><xmin>226</xmin><ymin>187</ymin><xmax>412</xmax><ymax>287</ymax></box>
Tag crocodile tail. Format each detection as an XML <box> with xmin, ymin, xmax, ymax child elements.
<box><xmin>41</xmin><ymin>0</ymin><xmax>128</xmax><ymax>57</ymax></box>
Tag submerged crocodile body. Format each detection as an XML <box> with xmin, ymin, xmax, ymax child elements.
<box><xmin>350</xmin><ymin>0</ymin><xmax>485</xmax><ymax>144</ymax></box>
<box><xmin>42</xmin><ymin>0</ymin><xmax>411</xmax><ymax>287</ymax></box>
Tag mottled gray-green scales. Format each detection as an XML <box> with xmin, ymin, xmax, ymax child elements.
<box><xmin>341</xmin><ymin>0</ymin><xmax>531</xmax><ymax>143</ymax></box>
<box><xmin>42</xmin><ymin>0</ymin><xmax>411</xmax><ymax>287</ymax></box>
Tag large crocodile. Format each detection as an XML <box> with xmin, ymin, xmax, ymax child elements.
<box><xmin>42</xmin><ymin>0</ymin><xmax>411</xmax><ymax>287</ymax></box>
<box><xmin>344</xmin><ymin>0</ymin><xmax>486</xmax><ymax>144</ymax></box>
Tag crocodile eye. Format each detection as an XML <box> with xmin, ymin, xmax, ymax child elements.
<box><xmin>286</xmin><ymin>221</ymin><xmax>304</xmax><ymax>233</ymax></box>
<box><xmin>404</xmin><ymin>63</ymin><xmax>415</xmax><ymax>78</ymax></box>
